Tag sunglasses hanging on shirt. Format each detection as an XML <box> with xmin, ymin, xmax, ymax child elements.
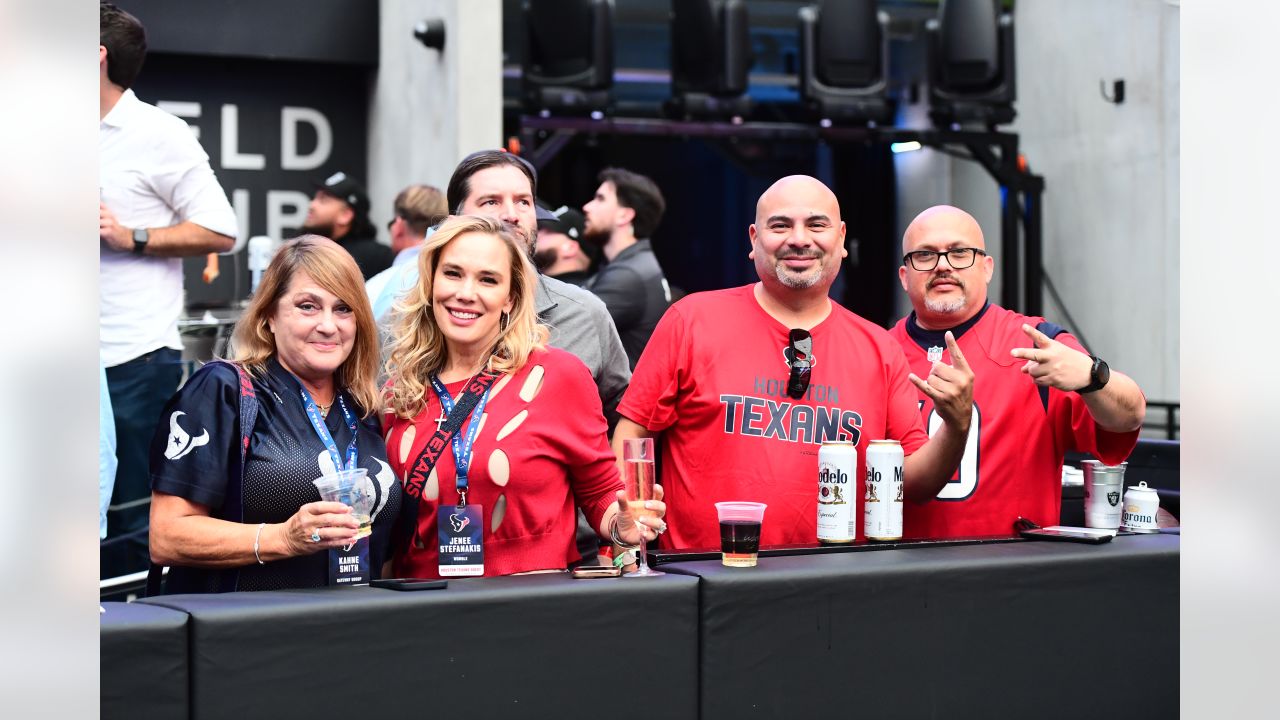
<box><xmin>786</xmin><ymin>329</ymin><xmax>813</xmax><ymax>400</ymax></box>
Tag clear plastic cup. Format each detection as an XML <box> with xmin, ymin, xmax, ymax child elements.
<box><xmin>312</xmin><ymin>468</ymin><xmax>375</xmax><ymax>539</ymax></box>
<box><xmin>715</xmin><ymin>502</ymin><xmax>767</xmax><ymax>568</ymax></box>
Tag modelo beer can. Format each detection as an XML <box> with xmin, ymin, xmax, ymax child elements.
<box><xmin>864</xmin><ymin>439</ymin><xmax>904</xmax><ymax>541</ymax></box>
<box><xmin>1121</xmin><ymin>481</ymin><xmax>1160</xmax><ymax>533</ymax></box>
<box><xmin>817</xmin><ymin>441</ymin><xmax>857</xmax><ymax>543</ymax></box>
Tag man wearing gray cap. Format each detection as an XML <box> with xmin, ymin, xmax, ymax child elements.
<box><xmin>535</xmin><ymin>202</ymin><xmax>597</xmax><ymax>287</ymax></box>
<box><xmin>303</xmin><ymin>171</ymin><xmax>393</xmax><ymax>280</ymax></box>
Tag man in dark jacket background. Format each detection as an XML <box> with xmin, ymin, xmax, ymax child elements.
<box><xmin>582</xmin><ymin>167</ymin><xmax>672</xmax><ymax>369</ymax></box>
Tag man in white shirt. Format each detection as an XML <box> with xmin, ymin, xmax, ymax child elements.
<box><xmin>99</xmin><ymin>2</ymin><xmax>238</xmax><ymax>578</ymax></box>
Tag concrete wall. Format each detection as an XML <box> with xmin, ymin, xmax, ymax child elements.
<box><xmin>1014</xmin><ymin>0</ymin><xmax>1179</xmax><ymax>403</ymax></box>
<box><xmin>368</xmin><ymin>0</ymin><xmax>503</xmax><ymax>230</ymax></box>
<box><xmin>896</xmin><ymin>0</ymin><xmax>1179</xmax><ymax>403</ymax></box>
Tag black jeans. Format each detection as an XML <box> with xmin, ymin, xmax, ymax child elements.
<box><xmin>101</xmin><ymin>347</ymin><xmax>183</xmax><ymax>579</ymax></box>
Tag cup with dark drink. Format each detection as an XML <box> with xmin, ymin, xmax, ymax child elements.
<box><xmin>715</xmin><ymin>502</ymin><xmax>767</xmax><ymax>568</ymax></box>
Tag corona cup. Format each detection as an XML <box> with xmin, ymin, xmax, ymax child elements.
<box><xmin>864</xmin><ymin>440</ymin><xmax>904</xmax><ymax>541</ymax></box>
<box><xmin>817</xmin><ymin>441</ymin><xmax>857</xmax><ymax>543</ymax></box>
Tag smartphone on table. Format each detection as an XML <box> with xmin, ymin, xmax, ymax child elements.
<box><xmin>370</xmin><ymin>578</ymin><xmax>449</xmax><ymax>591</ymax></box>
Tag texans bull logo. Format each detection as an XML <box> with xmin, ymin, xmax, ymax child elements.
<box><xmin>449</xmin><ymin>514</ymin><xmax>470</xmax><ymax>533</ymax></box>
<box><xmin>782</xmin><ymin>345</ymin><xmax>817</xmax><ymax>369</ymax></box>
<box><xmin>164</xmin><ymin>411</ymin><xmax>210</xmax><ymax>460</ymax></box>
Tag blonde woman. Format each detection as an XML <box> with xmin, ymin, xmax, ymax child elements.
<box><xmin>148</xmin><ymin>235</ymin><xmax>401</xmax><ymax>593</ymax></box>
<box><xmin>384</xmin><ymin>215</ymin><xmax>664</xmax><ymax>578</ymax></box>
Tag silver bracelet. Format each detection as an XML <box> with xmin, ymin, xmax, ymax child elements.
<box><xmin>609</xmin><ymin>514</ymin><xmax>640</xmax><ymax>551</ymax></box>
<box><xmin>253</xmin><ymin>522</ymin><xmax>267</xmax><ymax>565</ymax></box>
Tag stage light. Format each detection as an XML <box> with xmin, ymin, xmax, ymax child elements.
<box><xmin>926</xmin><ymin>0</ymin><xmax>1017</xmax><ymax>128</ymax></box>
<box><xmin>890</xmin><ymin>141</ymin><xmax>922</xmax><ymax>154</ymax></box>
<box><xmin>521</xmin><ymin>0</ymin><xmax>615</xmax><ymax>116</ymax></box>
<box><xmin>666</xmin><ymin>0</ymin><xmax>753</xmax><ymax>119</ymax></box>
<box><xmin>797</xmin><ymin>0</ymin><xmax>894</xmax><ymax>125</ymax></box>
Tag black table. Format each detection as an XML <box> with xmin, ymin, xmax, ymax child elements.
<box><xmin>663</xmin><ymin>533</ymin><xmax>1178</xmax><ymax>720</ymax></box>
<box><xmin>139</xmin><ymin>572</ymin><xmax>699</xmax><ymax>720</ymax></box>
<box><xmin>101</xmin><ymin>601</ymin><xmax>190</xmax><ymax>720</ymax></box>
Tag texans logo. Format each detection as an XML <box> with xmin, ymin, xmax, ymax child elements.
<box><xmin>164</xmin><ymin>411</ymin><xmax>210</xmax><ymax>460</ymax></box>
<box><xmin>449</xmin><ymin>514</ymin><xmax>470</xmax><ymax>533</ymax></box>
<box><xmin>781</xmin><ymin>346</ymin><xmax>817</xmax><ymax>369</ymax></box>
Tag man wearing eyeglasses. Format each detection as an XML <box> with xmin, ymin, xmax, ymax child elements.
<box><xmin>891</xmin><ymin>205</ymin><xmax>1146</xmax><ymax>539</ymax></box>
<box><xmin>614</xmin><ymin>176</ymin><xmax>974</xmax><ymax>551</ymax></box>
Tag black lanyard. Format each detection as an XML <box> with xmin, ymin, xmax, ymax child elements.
<box><xmin>403</xmin><ymin>371</ymin><xmax>500</xmax><ymax>502</ymax></box>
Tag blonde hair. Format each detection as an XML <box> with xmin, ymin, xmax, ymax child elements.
<box><xmin>385</xmin><ymin>215</ymin><xmax>548</xmax><ymax>419</ymax></box>
<box><xmin>228</xmin><ymin>234</ymin><xmax>382</xmax><ymax>416</ymax></box>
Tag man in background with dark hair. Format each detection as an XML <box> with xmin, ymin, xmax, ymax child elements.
<box><xmin>99</xmin><ymin>1</ymin><xmax>238</xmax><ymax>577</ymax></box>
<box><xmin>445</xmin><ymin>151</ymin><xmax>630</xmax><ymax>429</ymax></box>
<box><xmin>582</xmin><ymin>167</ymin><xmax>672</xmax><ymax>369</ymax></box>
<box><xmin>303</xmin><ymin>171</ymin><xmax>393</xmax><ymax>280</ymax></box>
<box><xmin>535</xmin><ymin>201</ymin><xmax>596</xmax><ymax>287</ymax></box>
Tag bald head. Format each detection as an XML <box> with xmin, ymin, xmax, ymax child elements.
<box><xmin>749</xmin><ymin>175</ymin><xmax>847</xmax><ymax>294</ymax></box>
<box><xmin>902</xmin><ymin>205</ymin><xmax>985</xmax><ymax>256</ymax></box>
<box><xmin>898</xmin><ymin>205</ymin><xmax>994</xmax><ymax>330</ymax></box>
<box><xmin>756</xmin><ymin>175</ymin><xmax>841</xmax><ymax>225</ymax></box>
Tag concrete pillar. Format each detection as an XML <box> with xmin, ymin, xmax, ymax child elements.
<box><xmin>368</xmin><ymin>0</ymin><xmax>503</xmax><ymax>234</ymax></box>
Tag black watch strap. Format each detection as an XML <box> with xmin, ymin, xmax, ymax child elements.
<box><xmin>1076</xmin><ymin>355</ymin><xmax>1110</xmax><ymax>394</ymax></box>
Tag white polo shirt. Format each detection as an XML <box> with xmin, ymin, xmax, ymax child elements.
<box><xmin>99</xmin><ymin>89</ymin><xmax>238</xmax><ymax>368</ymax></box>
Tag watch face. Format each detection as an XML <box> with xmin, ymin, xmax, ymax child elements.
<box><xmin>1095</xmin><ymin>359</ymin><xmax>1110</xmax><ymax>386</ymax></box>
<box><xmin>133</xmin><ymin>228</ymin><xmax>148</xmax><ymax>243</ymax></box>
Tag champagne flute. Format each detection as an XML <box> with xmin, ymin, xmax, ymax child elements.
<box><xmin>622</xmin><ymin>437</ymin><xmax>664</xmax><ymax>577</ymax></box>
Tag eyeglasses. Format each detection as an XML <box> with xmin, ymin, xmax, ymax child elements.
<box><xmin>786</xmin><ymin>329</ymin><xmax>813</xmax><ymax>400</ymax></box>
<box><xmin>902</xmin><ymin>247</ymin><xmax>987</xmax><ymax>271</ymax></box>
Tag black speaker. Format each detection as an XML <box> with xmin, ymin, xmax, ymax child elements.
<box><xmin>797</xmin><ymin>0</ymin><xmax>895</xmax><ymax>125</ymax></box>
<box><xmin>666</xmin><ymin>0</ymin><xmax>753</xmax><ymax>119</ymax></box>
<box><xmin>522</xmin><ymin>0</ymin><xmax>615</xmax><ymax>116</ymax></box>
<box><xmin>926</xmin><ymin>0</ymin><xmax>1017</xmax><ymax>128</ymax></box>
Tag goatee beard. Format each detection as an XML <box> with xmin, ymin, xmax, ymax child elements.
<box><xmin>924</xmin><ymin>296</ymin><xmax>966</xmax><ymax>314</ymax></box>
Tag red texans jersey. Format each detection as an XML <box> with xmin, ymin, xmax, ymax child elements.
<box><xmin>621</xmin><ymin>285</ymin><xmax>928</xmax><ymax>550</ymax></box>
<box><xmin>889</xmin><ymin>303</ymin><xmax>1139</xmax><ymax>539</ymax></box>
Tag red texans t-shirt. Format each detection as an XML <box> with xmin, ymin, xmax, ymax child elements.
<box><xmin>889</xmin><ymin>303</ymin><xmax>1140</xmax><ymax>539</ymax></box>
<box><xmin>620</xmin><ymin>285</ymin><xmax>927</xmax><ymax>550</ymax></box>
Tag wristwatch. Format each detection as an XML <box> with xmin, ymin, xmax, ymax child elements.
<box><xmin>1076</xmin><ymin>355</ymin><xmax>1110</xmax><ymax>394</ymax></box>
<box><xmin>131</xmin><ymin>227</ymin><xmax>149</xmax><ymax>254</ymax></box>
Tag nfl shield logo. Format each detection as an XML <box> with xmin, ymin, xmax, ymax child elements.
<box><xmin>927</xmin><ymin>346</ymin><xmax>943</xmax><ymax>362</ymax></box>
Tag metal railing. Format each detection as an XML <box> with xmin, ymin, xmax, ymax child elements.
<box><xmin>1143</xmin><ymin>400</ymin><xmax>1179</xmax><ymax>440</ymax></box>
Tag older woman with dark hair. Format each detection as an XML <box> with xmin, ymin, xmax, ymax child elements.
<box><xmin>148</xmin><ymin>235</ymin><xmax>401</xmax><ymax>593</ymax></box>
<box><xmin>384</xmin><ymin>215</ymin><xmax>664</xmax><ymax>578</ymax></box>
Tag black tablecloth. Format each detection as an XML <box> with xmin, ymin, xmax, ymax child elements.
<box><xmin>139</xmin><ymin>572</ymin><xmax>699</xmax><ymax>720</ymax></box>
<box><xmin>663</xmin><ymin>533</ymin><xmax>1179</xmax><ymax>720</ymax></box>
<box><xmin>101</xmin><ymin>601</ymin><xmax>190</xmax><ymax>720</ymax></box>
